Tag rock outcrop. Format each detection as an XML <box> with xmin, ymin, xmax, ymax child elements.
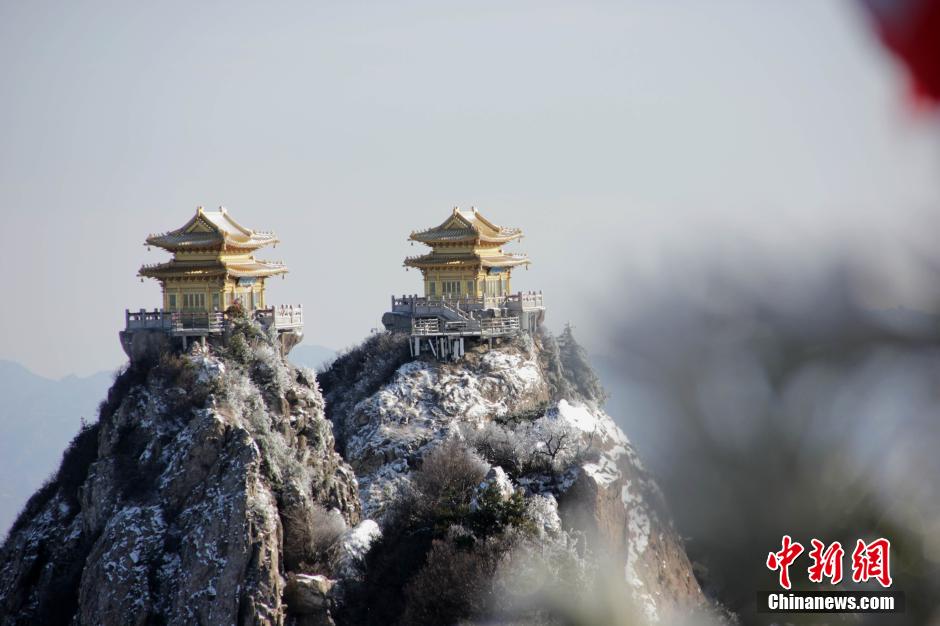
<box><xmin>0</xmin><ymin>324</ymin><xmax>358</xmax><ymax>626</ymax></box>
<box><xmin>2</xmin><ymin>325</ymin><xmax>720</xmax><ymax>625</ymax></box>
<box><xmin>321</xmin><ymin>330</ymin><xmax>716</xmax><ymax>623</ymax></box>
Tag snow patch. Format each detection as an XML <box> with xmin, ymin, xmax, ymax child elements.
<box><xmin>622</xmin><ymin>479</ymin><xmax>656</xmax><ymax>622</ymax></box>
<box><xmin>335</xmin><ymin>519</ymin><xmax>382</xmax><ymax>578</ymax></box>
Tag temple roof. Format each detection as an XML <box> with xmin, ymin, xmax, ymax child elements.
<box><xmin>146</xmin><ymin>207</ymin><xmax>279</xmax><ymax>251</ymax></box>
<box><xmin>409</xmin><ymin>208</ymin><xmax>523</xmax><ymax>245</ymax></box>
<box><xmin>139</xmin><ymin>258</ymin><xmax>288</xmax><ymax>280</ymax></box>
<box><xmin>404</xmin><ymin>251</ymin><xmax>530</xmax><ymax>270</ymax></box>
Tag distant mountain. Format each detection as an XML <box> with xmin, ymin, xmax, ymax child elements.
<box><xmin>288</xmin><ymin>343</ymin><xmax>337</xmax><ymax>372</ymax></box>
<box><xmin>0</xmin><ymin>361</ymin><xmax>112</xmax><ymax>535</ymax></box>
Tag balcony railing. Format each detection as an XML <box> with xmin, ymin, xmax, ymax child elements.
<box><xmin>173</xmin><ymin>311</ymin><xmax>224</xmax><ymax>333</ymax></box>
<box><xmin>391</xmin><ymin>291</ymin><xmax>544</xmax><ymax>314</ymax></box>
<box><xmin>254</xmin><ymin>305</ymin><xmax>304</xmax><ymax>330</ymax></box>
<box><xmin>125</xmin><ymin>305</ymin><xmax>303</xmax><ymax>335</ymax></box>
<box><xmin>481</xmin><ymin>316</ymin><xmax>520</xmax><ymax>336</ymax></box>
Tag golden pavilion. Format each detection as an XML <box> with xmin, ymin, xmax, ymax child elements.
<box><xmin>405</xmin><ymin>207</ymin><xmax>530</xmax><ymax>300</ymax></box>
<box><xmin>139</xmin><ymin>206</ymin><xmax>287</xmax><ymax>312</ymax></box>
<box><xmin>386</xmin><ymin>206</ymin><xmax>544</xmax><ymax>359</ymax></box>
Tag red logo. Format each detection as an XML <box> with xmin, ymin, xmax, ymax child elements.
<box><xmin>851</xmin><ymin>538</ymin><xmax>893</xmax><ymax>588</ymax></box>
<box><xmin>766</xmin><ymin>535</ymin><xmax>804</xmax><ymax>590</ymax></box>
<box><xmin>767</xmin><ymin>536</ymin><xmax>892</xmax><ymax>589</ymax></box>
<box><xmin>807</xmin><ymin>539</ymin><xmax>844</xmax><ymax>585</ymax></box>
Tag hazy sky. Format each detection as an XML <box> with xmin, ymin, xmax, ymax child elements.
<box><xmin>1</xmin><ymin>0</ymin><xmax>938</xmax><ymax>378</ymax></box>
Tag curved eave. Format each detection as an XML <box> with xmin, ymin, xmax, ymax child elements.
<box><xmin>144</xmin><ymin>234</ymin><xmax>279</xmax><ymax>252</ymax></box>
<box><xmin>226</xmin><ymin>266</ymin><xmax>288</xmax><ymax>278</ymax></box>
<box><xmin>403</xmin><ymin>254</ymin><xmax>530</xmax><ymax>270</ymax></box>
<box><xmin>404</xmin><ymin>258</ymin><xmax>477</xmax><ymax>270</ymax></box>
<box><xmin>138</xmin><ymin>261</ymin><xmax>288</xmax><ymax>280</ymax></box>
<box><xmin>480</xmin><ymin>257</ymin><xmax>530</xmax><ymax>269</ymax></box>
<box><xmin>409</xmin><ymin>231</ymin><xmax>522</xmax><ymax>245</ymax></box>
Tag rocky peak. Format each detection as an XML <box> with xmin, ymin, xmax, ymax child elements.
<box><xmin>2</xmin><ymin>325</ymin><xmax>726</xmax><ymax>625</ymax></box>
<box><xmin>321</xmin><ymin>330</ymin><xmax>723</xmax><ymax>624</ymax></box>
<box><xmin>0</xmin><ymin>322</ymin><xmax>361</xmax><ymax>626</ymax></box>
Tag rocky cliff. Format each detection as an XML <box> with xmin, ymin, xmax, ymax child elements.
<box><xmin>0</xmin><ymin>323</ymin><xmax>362</xmax><ymax>625</ymax></box>
<box><xmin>320</xmin><ymin>328</ymin><xmax>719</xmax><ymax>625</ymax></box>
<box><xmin>1</xmin><ymin>323</ymin><xmax>722</xmax><ymax>625</ymax></box>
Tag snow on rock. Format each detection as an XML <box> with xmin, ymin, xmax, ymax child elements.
<box><xmin>622</xmin><ymin>479</ymin><xmax>656</xmax><ymax>622</ymax></box>
<box><xmin>328</xmin><ymin>339</ymin><xmax>710</xmax><ymax>621</ymax></box>
<box><xmin>525</xmin><ymin>493</ymin><xmax>563</xmax><ymax>537</ymax></box>
<box><xmin>335</xmin><ymin>519</ymin><xmax>382</xmax><ymax>579</ymax></box>
<box><xmin>470</xmin><ymin>466</ymin><xmax>516</xmax><ymax>512</ymax></box>
<box><xmin>556</xmin><ymin>401</ymin><xmax>707</xmax><ymax>624</ymax></box>
<box><xmin>193</xmin><ymin>354</ymin><xmax>225</xmax><ymax>385</ymax></box>
<box><xmin>0</xmin><ymin>329</ymin><xmax>360</xmax><ymax>626</ymax></box>
<box><xmin>339</xmin><ymin>346</ymin><xmax>550</xmax><ymax>519</ymax></box>
<box><xmin>284</xmin><ymin>574</ymin><xmax>335</xmax><ymax>615</ymax></box>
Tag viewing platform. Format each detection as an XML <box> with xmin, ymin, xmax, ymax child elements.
<box><xmin>121</xmin><ymin>305</ymin><xmax>304</xmax><ymax>358</ymax></box>
<box><xmin>390</xmin><ymin>291</ymin><xmax>544</xmax><ymax>318</ymax></box>
<box><xmin>383</xmin><ymin>292</ymin><xmax>545</xmax><ymax>360</ymax></box>
<box><xmin>385</xmin><ymin>207</ymin><xmax>546</xmax><ymax>360</ymax></box>
<box><xmin>125</xmin><ymin>305</ymin><xmax>303</xmax><ymax>335</ymax></box>
<box><xmin>124</xmin><ymin>207</ymin><xmax>304</xmax><ymax>361</ymax></box>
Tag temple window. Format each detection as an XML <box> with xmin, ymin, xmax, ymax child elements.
<box><xmin>183</xmin><ymin>293</ymin><xmax>206</xmax><ymax>309</ymax></box>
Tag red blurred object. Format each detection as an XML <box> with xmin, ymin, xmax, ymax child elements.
<box><xmin>862</xmin><ymin>0</ymin><xmax>940</xmax><ymax>104</ymax></box>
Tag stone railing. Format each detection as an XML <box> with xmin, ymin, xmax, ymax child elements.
<box><xmin>125</xmin><ymin>309</ymin><xmax>174</xmax><ymax>331</ymax></box>
<box><xmin>481</xmin><ymin>316</ymin><xmax>520</xmax><ymax>336</ymax></box>
<box><xmin>391</xmin><ymin>291</ymin><xmax>544</xmax><ymax>314</ymax></box>
<box><xmin>125</xmin><ymin>305</ymin><xmax>303</xmax><ymax>335</ymax></box>
<box><xmin>254</xmin><ymin>305</ymin><xmax>303</xmax><ymax>330</ymax></box>
<box><xmin>412</xmin><ymin>317</ymin><xmax>441</xmax><ymax>335</ymax></box>
<box><xmin>172</xmin><ymin>311</ymin><xmax>224</xmax><ymax>333</ymax></box>
<box><xmin>504</xmin><ymin>291</ymin><xmax>544</xmax><ymax>310</ymax></box>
